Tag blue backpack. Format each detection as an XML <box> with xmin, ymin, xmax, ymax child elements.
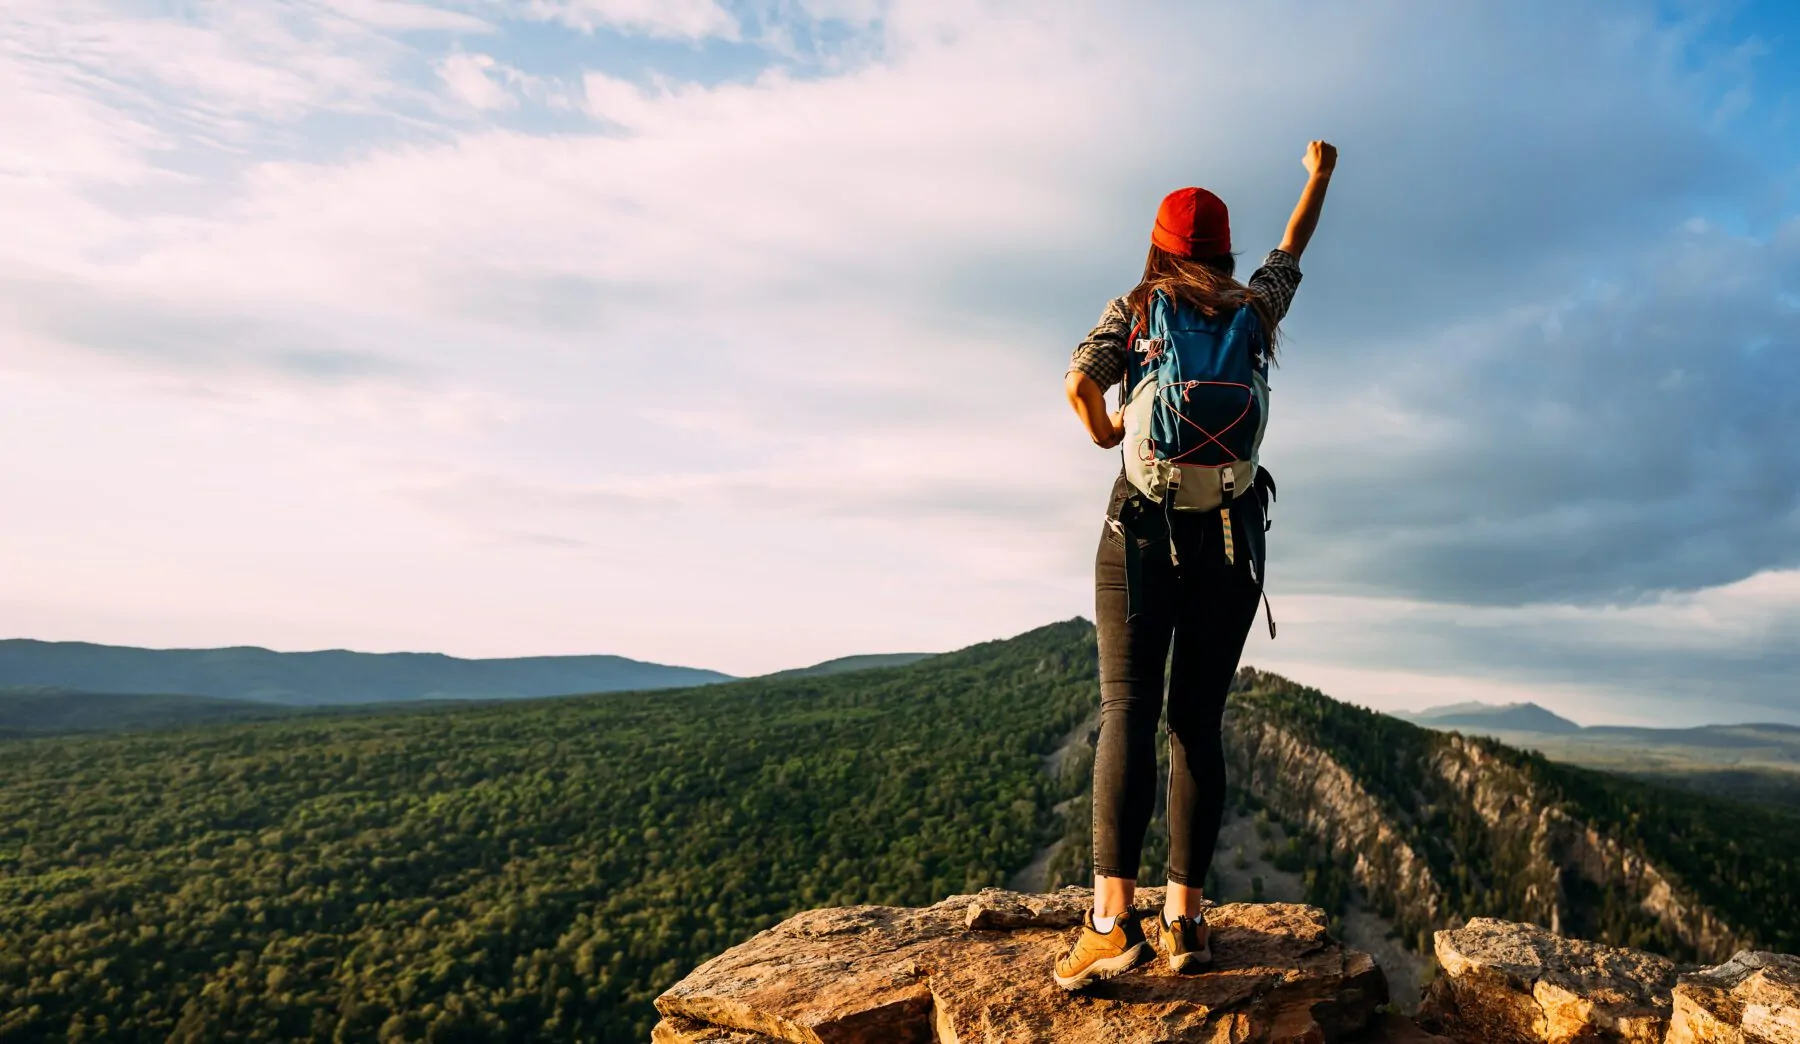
<box><xmin>1120</xmin><ymin>287</ymin><xmax>1269</xmax><ymax>514</ymax></box>
<box><xmin>1113</xmin><ymin>288</ymin><xmax>1279</xmax><ymax>637</ymax></box>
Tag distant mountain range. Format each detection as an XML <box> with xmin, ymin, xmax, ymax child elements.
<box><xmin>1398</xmin><ymin>701</ymin><xmax>1583</xmax><ymax>734</ymax></box>
<box><xmin>1398</xmin><ymin>700</ymin><xmax>1800</xmax><ymax>808</ymax></box>
<box><xmin>0</xmin><ymin>638</ymin><xmax>733</xmax><ymax>707</ymax></box>
<box><xmin>0</xmin><ymin>641</ymin><xmax>942</xmax><ymax>736</ymax></box>
<box><xmin>1398</xmin><ymin>700</ymin><xmax>1800</xmax><ymax>763</ymax></box>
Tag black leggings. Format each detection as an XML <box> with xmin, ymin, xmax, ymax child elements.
<box><xmin>1091</xmin><ymin>472</ymin><xmax>1264</xmax><ymax>886</ymax></box>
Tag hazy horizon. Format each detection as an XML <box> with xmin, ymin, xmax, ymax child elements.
<box><xmin>7</xmin><ymin>625</ymin><xmax>1799</xmax><ymax>730</ymax></box>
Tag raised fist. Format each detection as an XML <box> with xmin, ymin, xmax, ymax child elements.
<box><xmin>1303</xmin><ymin>140</ymin><xmax>1337</xmax><ymax>176</ymax></box>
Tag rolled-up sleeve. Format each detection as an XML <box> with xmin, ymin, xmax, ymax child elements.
<box><xmin>1247</xmin><ymin>249</ymin><xmax>1303</xmax><ymax>325</ymax></box>
<box><xmin>1068</xmin><ymin>296</ymin><xmax>1131</xmax><ymax>394</ymax></box>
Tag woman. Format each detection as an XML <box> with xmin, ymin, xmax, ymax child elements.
<box><xmin>1053</xmin><ymin>141</ymin><xmax>1336</xmax><ymax>990</ymax></box>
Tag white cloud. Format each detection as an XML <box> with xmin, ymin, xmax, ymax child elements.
<box><xmin>581</xmin><ymin>71</ymin><xmax>655</xmax><ymax>126</ymax></box>
<box><xmin>317</xmin><ymin>0</ymin><xmax>495</xmax><ymax>32</ymax></box>
<box><xmin>515</xmin><ymin>0</ymin><xmax>738</xmax><ymax>39</ymax></box>
<box><xmin>0</xmin><ymin>0</ymin><xmax>1795</xmax><ymax>718</ymax></box>
<box><xmin>789</xmin><ymin>0</ymin><xmax>883</xmax><ymax>23</ymax></box>
<box><xmin>0</xmin><ymin>1</ymin><xmax>406</xmax><ymax>128</ymax></box>
<box><xmin>439</xmin><ymin>52</ymin><xmax>518</xmax><ymax>110</ymax></box>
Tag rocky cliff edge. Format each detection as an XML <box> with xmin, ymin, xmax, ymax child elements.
<box><xmin>652</xmin><ymin>887</ymin><xmax>1798</xmax><ymax>1044</ymax></box>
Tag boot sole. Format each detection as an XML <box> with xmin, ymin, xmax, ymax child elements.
<box><xmin>1054</xmin><ymin>941</ymin><xmax>1151</xmax><ymax>991</ymax></box>
<box><xmin>1168</xmin><ymin>945</ymin><xmax>1213</xmax><ymax>973</ymax></box>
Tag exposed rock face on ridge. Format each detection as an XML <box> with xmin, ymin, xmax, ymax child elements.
<box><xmin>1420</xmin><ymin>918</ymin><xmax>1800</xmax><ymax>1043</ymax></box>
<box><xmin>1221</xmin><ymin>674</ymin><xmax>1754</xmax><ymax>964</ymax></box>
<box><xmin>652</xmin><ymin>886</ymin><xmax>1390</xmax><ymax>1043</ymax></box>
<box><xmin>1427</xmin><ymin>737</ymin><xmax>1753</xmax><ymax>963</ymax></box>
<box><xmin>1224</xmin><ymin>710</ymin><xmax>1447</xmax><ymax>939</ymax></box>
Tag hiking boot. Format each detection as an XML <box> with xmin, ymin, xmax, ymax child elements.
<box><xmin>1052</xmin><ymin>908</ymin><xmax>1152</xmax><ymax>990</ymax></box>
<box><xmin>1157</xmin><ymin>909</ymin><xmax>1212</xmax><ymax>973</ymax></box>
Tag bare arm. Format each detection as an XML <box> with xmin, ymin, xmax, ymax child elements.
<box><xmin>1278</xmin><ymin>140</ymin><xmax>1337</xmax><ymax>260</ymax></box>
<box><xmin>1065</xmin><ymin>371</ymin><xmax>1123</xmax><ymax>449</ymax></box>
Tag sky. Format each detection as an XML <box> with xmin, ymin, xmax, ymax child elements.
<box><xmin>2</xmin><ymin>0</ymin><xmax>1797</xmax><ymax>726</ymax></box>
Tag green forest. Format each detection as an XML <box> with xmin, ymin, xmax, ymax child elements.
<box><xmin>0</xmin><ymin>689</ymin><xmax>296</xmax><ymax>739</ymax></box>
<box><xmin>0</xmin><ymin>622</ymin><xmax>1094</xmax><ymax>1043</ymax></box>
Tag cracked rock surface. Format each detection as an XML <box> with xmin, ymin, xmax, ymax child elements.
<box><xmin>652</xmin><ymin>886</ymin><xmax>1388</xmax><ymax>1043</ymax></box>
<box><xmin>1667</xmin><ymin>950</ymin><xmax>1800</xmax><ymax>1044</ymax></box>
<box><xmin>1418</xmin><ymin>917</ymin><xmax>1681</xmax><ymax>1043</ymax></box>
<box><xmin>1419</xmin><ymin>918</ymin><xmax>1800</xmax><ymax>1044</ymax></box>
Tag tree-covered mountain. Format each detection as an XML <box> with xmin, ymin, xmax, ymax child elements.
<box><xmin>0</xmin><ymin>638</ymin><xmax>732</xmax><ymax>706</ymax></box>
<box><xmin>759</xmin><ymin>652</ymin><xmax>936</xmax><ymax>679</ymax></box>
<box><xmin>0</xmin><ymin>688</ymin><xmax>296</xmax><ymax>738</ymax></box>
<box><xmin>0</xmin><ymin>621</ymin><xmax>1094</xmax><ymax>1043</ymax></box>
<box><xmin>2</xmin><ymin>620</ymin><xmax>1795</xmax><ymax>1044</ymax></box>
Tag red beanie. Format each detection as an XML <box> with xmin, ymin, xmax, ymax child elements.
<box><xmin>1151</xmin><ymin>187</ymin><xmax>1231</xmax><ymax>257</ymax></box>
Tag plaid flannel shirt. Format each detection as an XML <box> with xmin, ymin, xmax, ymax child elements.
<box><xmin>1067</xmin><ymin>248</ymin><xmax>1303</xmax><ymax>401</ymax></box>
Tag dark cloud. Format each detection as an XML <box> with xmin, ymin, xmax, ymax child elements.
<box><xmin>1257</xmin><ymin>575</ymin><xmax>1800</xmax><ymax>724</ymax></box>
<box><xmin>1270</xmin><ymin>219</ymin><xmax>1800</xmax><ymax>604</ymax></box>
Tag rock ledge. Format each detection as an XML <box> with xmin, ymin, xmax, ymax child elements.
<box><xmin>653</xmin><ymin>886</ymin><xmax>1389</xmax><ymax>1043</ymax></box>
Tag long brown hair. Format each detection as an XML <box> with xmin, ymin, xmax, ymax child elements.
<box><xmin>1125</xmin><ymin>245</ymin><xmax>1282</xmax><ymax>361</ymax></box>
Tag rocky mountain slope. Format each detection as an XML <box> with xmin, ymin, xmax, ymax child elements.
<box><xmin>1216</xmin><ymin>669</ymin><xmax>1800</xmax><ymax>963</ymax></box>
<box><xmin>1039</xmin><ymin>665</ymin><xmax>1799</xmax><ymax>969</ymax></box>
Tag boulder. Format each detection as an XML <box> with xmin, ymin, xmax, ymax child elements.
<box><xmin>652</xmin><ymin>886</ymin><xmax>1389</xmax><ymax>1043</ymax></box>
<box><xmin>1417</xmin><ymin>917</ymin><xmax>1679</xmax><ymax>1043</ymax></box>
<box><xmin>1666</xmin><ymin>950</ymin><xmax>1800</xmax><ymax>1044</ymax></box>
